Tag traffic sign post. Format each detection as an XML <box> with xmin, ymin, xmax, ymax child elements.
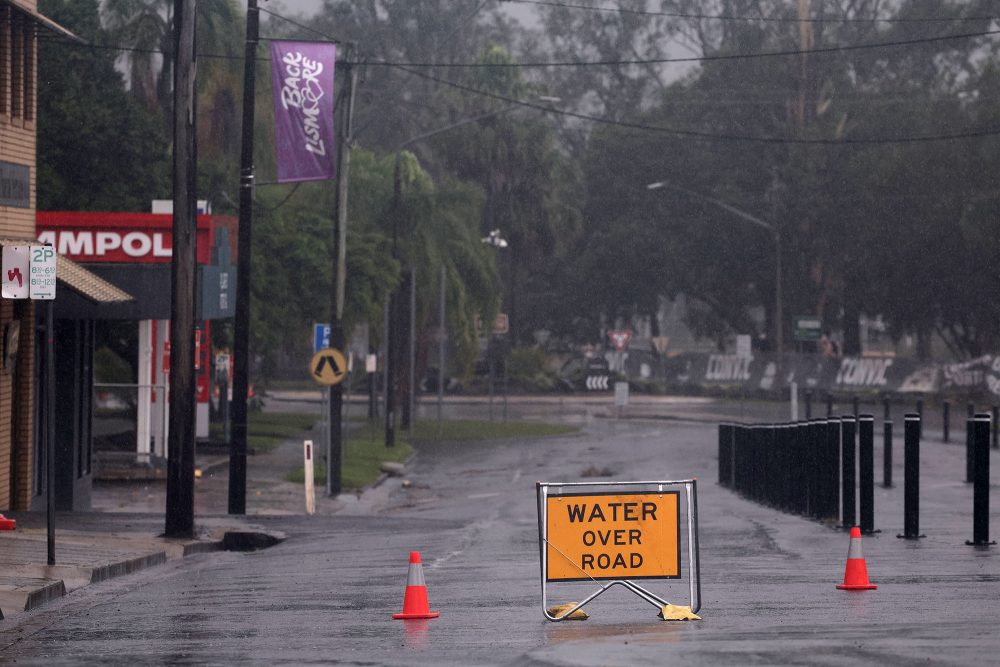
<box><xmin>793</xmin><ymin>315</ymin><xmax>822</xmax><ymax>342</ymax></box>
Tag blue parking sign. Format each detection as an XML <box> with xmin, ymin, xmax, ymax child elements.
<box><xmin>314</xmin><ymin>323</ymin><xmax>331</xmax><ymax>353</ymax></box>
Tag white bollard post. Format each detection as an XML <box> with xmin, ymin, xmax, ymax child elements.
<box><xmin>790</xmin><ymin>381</ymin><xmax>799</xmax><ymax>422</ymax></box>
<box><xmin>304</xmin><ymin>440</ymin><xmax>316</xmax><ymax>515</ymax></box>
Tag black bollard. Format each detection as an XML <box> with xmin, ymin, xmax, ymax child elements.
<box><xmin>965</xmin><ymin>403</ymin><xmax>975</xmax><ymax>483</ymax></box>
<box><xmin>823</xmin><ymin>418</ymin><xmax>841</xmax><ymax>521</ymax></box>
<box><xmin>993</xmin><ymin>406</ymin><xmax>999</xmax><ymax>450</ymax></box>
<box><xmin>806</xmin><ymin>419</ymin><xmax>826</xmax><ymax>519</ymax></box>
<box><xmin>898</xmin><ymin>414</ymin><xmax>924</xmax><ymax>539</ymax></box>
<box><xmin>733</xmin><ymin>425</ymin><xmax>747</xmax><ymax>495</ymax></box>
<box><xmin>883</xmin><ymin>420</ymin><xmax>893</xmax><ymax>488</ymax></box>
<box><xmin>718</xmin><ymin>423</ymin><xmax>733</xmax><ymax>487</ymax></box>
<box><xmin>841</xmin><ymin>416</ymin><xmax>857</xmax><ymax>530</ymax></box>
<box><xmin>967</xmin><ymin>414</ymin><xmax>995</xmax><ymax>546</ymax></box>
<box><xmin>883</xmin><ymin>395</ymin><xmax>891</xmax><ymax>423</ymax></box>
<box><xmin>859</xmin><ymin>415</ymin><xmax>875</xmax><ymax>534</ymax></box>
<box><xmin>943</xmin><ymin>400</ymin><xmax>950</xmax><ymax>443</ymax></box>
<box><xmin>966</xmin><ymin>417</ymin><xmax>974</xmax><ymax>484</ymax></box>
<box><xmin>805</xmin><ymin>390</ymin><xmax>812</xmax><ymax>420</ymax></box>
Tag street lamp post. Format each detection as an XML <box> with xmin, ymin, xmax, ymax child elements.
<box><xmin>646</xmin><ymin>181</ymin><xmax>783</xmax><ymax>357</ymax></box>
<box><xmin>384</xmin><ymin>100</ymin><xmax>558</xmax><ymax>446</ymax></box>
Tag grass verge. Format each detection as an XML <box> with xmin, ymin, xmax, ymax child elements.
<box><xmin>210</xmin><ymin>412</ymin><xmax>318</xmax><ymax>454</ymax></box>
<box><xmin>286</xmin><ymin>428</ymin><xmax>413</xmax><ymax>489</ymax></box>
<box><xmin>286</xmin><ymin>419</ymin><xmax>578</xmax><ymax>489</ymax></box>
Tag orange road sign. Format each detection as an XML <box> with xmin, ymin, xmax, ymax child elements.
<box><xmin>545</xmin><ymin>491</ymin><xmax>680</xmax><ymax>581</ymax></box>
<box><xmin>310</xmin><ymin>348</ymin><xmax>347</xmax><ymax>386</ymax></box>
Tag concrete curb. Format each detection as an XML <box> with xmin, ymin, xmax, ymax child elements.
<box><xmin>0</xmin><ymin>524</ymin><xmax>286</xmax><ymax>619</ymax></box>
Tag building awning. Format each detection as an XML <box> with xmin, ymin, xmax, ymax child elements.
<box><xmin>0</xmin><ymin>240</ymin><xmax>133</xmax><ymax>304</ymax></box>
<box><xmin>57</xmin><ymin>255</ymin><xmax>133</xmax><ymax>304</ymax></box>
<box><xmin>5</xmin><ymin>0</ymin><xmax>83</xmax><ymax>43</ymax></box>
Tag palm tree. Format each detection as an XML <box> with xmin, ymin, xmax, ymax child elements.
<box><xmin>102</xmin><ymin>0</ymin><xmax>172</xmax><ymax>114</ymax></box>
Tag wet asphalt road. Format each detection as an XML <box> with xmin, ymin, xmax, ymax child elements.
<box><xmin>2</xmin><ymin>398</ymin><xmax>999</xmax><ymax>665</ymax></box>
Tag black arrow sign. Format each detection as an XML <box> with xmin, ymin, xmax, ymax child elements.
<box><xmin>314</xmin><ymin>354</ymin><xmax>342</xmax><ymax>378</ymax></box>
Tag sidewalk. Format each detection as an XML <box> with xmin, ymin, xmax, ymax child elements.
<box><xmin>0</xmin><ymin>511</ymin><xmax>284</xmax><ymax>620</ymax></box>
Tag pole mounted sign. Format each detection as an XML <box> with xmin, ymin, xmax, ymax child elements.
<box><xmin>608</xmin><ymin>329</ymin><xmax>632</xmax><ymax>352</ymax></box>
<box><xmin>313</xmin><ymin>322</ymin><xmax>331</xmax><ymax>354</ymax></box>
<box><xmin>2</xmin><ymin>245</ymin><xmax>56</xmax><ymax>300</ymax></box>
<box><xmin>310</xmin><ymin>347</ymin><xmax>347</xmax><ymax>386</ymax></box>
<box><xmin>537</xmin><ymin>480</ymin><xmax>700</xmax><ymax>622</ymax></box>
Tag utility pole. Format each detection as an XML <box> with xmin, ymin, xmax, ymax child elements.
<box><xmin>328</xmin><ymin>46</ymin><xmax>357</xmax><ymax>496</ymax></box>
<box><xmin>229</xmin><ymin>0</ymin><xmax>258</xmax><ymax>515</ymax></box>
<box><xmin>165</xmin><ymin>0</ymin><xmax>198</xmax><ymax>537</ymax></box>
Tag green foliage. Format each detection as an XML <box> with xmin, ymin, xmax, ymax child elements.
<box><xmin>93</xmin><ymin>347</ymin><xmax>134</xmax><ymax>384</ymax></box>
<box><xmin>285</xmin><ymin>431</ymin><xmax>413</xmax><ymax>489</ymax></box>
<box><xmin>37</xmin><ymin>0</ymin><xmax>170</xmax><ymax>210</ymax></box>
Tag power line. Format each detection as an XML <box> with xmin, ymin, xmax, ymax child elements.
<box><xmin>258</xmin><ymin>5</ymin><xmax>343</xmax><ymax>42</ymax></box>
<box><xmin>361</xmin><ymin>27</ymin><xmax>1000</xmax><ymax>67</ymax></box>
<box><xmin>502</xmin><ymin>0</ymin><xmax>1000</xmax><ymax>24</ymax></box>
<box><xmin>395</xmin><ymin>65</ymin><xmax>1000</xmax><ymax>145</ymax></box>
<box><xmin>35</xmin><ymin>13</ymin><xmax>1000</xmax><ymax>69</ymax></box>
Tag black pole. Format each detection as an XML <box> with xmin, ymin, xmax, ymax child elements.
<box><xmin>967</xmin><ymin>414</ymin><xmax>995</xmax><ymax>546</ymax></box>
<box><xmin>898</xmin><ymin>414</ymin><xmax>924</xmax><ymax>539</ymax></box>
<box><xmin>45</xmin><ymin>299</ymin><xmax>55</xmax><ymax>565</ymax></box>
<box><xmin>943</xmin><ymin>400</ymin><xmax>950</xmax><ymax>443</ymax></box>
<box><xmin>841</xmin><ymin>415</ymin><xmax>857</xmax><ymax>530</ymax></box>
<box><xmin>883</xmin><ymin>395</ymin><xmax>891</xmax><ymax>423</ymax></box>
<box><xmin>858</xmin><ymin>415</ymin><xmax>875</xmax><ymax>534</ymax></box>
<box><xmin>385</xmin><ymin>154</ymin><xmax>403</xmax><ymax>448</ymax></box>
<box><xmin>852</xmin><ymin>395</ymin><xmax>859</xmax><ymax>418</ymax></box>
<box><xmin>228</xmin><ymin>0</ymin><xmax>258</xmax><ymax>515</ymax></box>
<box><xmin>165</xmin><ymin>0</ymin><xmax>198</xmax><ymax>537</ymax></box>
<box><xmin>883</xmin><ymin>420</ymin><xmax>893</xmax><ymax>488</ymax></box>
<box><xmin>826</xmin><ymin>394</ymin><xmax>833</xmax><ymax>417</ymax></box>
<box><xmin>328</xmin><ymin>50</ymin><xmax>357</xmax><ymax>496</ymax></box>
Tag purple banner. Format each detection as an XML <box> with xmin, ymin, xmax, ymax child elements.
<box><xmin>271</xmin><ymin>41</ymin><xmax>336</xmax><ymax>183</ymax></box>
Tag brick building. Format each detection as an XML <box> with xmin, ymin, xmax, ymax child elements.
<box><xmin>1</xmin><ymin>1</ymin><xmax>130</xmax><ymax>511</ymax></box>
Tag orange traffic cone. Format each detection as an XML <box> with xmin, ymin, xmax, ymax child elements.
<box><xmin>392</xmin><ymin>551</ymin><xmax>440</xmax><ymax>620</ymax></box>
<box><xmin>0</xmin><ymin>513</ymin><xmax>15</xmax><ymax>530</ymax></box>
<box><xmin>837</xmin><ymin>526</ymin><xmax>877</xmax><ymax>590</ymax></box>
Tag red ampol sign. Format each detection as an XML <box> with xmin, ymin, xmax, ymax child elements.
<box><xmin>36</xmin><ymin>212</ymin><xmax>215</xmax><ymax>264</ymax></box>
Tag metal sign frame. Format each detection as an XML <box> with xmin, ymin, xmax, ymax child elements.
<box><xmin>536</xmin><ymin>479</ymin><xmax>700</xmax><ymax>621</ymax></box>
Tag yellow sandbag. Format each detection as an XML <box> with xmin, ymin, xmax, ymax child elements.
<box><xmin>547</xmin><ymin>602</ymin><xmax>590</xmax><ymax>620</ymax></box>
<box><xmin>658</xmin><ymin>604</ymin><xmax>701</xmax><ymax>621</ymax></box>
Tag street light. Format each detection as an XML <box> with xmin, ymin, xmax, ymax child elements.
<box><xmin>385</xmin><ymin>97</ymin><xmax>559</xmax><ymax>446</ymax></box>
<box><xmin>481</xmin><ymin>230</ymin><xmax>509</xmax><ymax>421</ymax></box>
<box><xmin>646</xmin><ymin>181</ymin><xmax>784</xmax><ymax>357</ymax></box>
